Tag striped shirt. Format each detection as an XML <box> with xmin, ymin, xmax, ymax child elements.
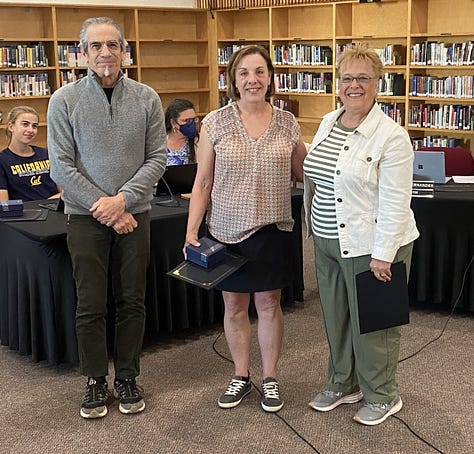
<box><xmin>303</xmin><ymin>120</ymin><xmax>355</xmax><ymax>238</ymax></box>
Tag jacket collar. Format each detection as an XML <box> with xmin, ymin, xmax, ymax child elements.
<box><xmin>323</xmin><ymin>102</ymin><xmax>382</xmax><ymax>138</ymax></box>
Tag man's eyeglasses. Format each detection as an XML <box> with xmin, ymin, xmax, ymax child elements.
<box><xmin>88</xmin><ymin>41</ymin><xmax>122</xmax><ymax>52</ymax></box>
<box><xmin>339</xmin><ymin>75</ymin><xmax>377</xmax><ymax>85</ymax></box>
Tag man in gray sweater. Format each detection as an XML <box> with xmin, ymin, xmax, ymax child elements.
<box><xmin>48</xmin><ymin>17</ymin><xmax>167</xmax><ymax>419</ymax></box>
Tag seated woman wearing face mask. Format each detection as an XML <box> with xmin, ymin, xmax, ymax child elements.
<box><xmin>165</xmin><ymin>98</ymin><xmax>199</xmax><ymax>166</ymax></box>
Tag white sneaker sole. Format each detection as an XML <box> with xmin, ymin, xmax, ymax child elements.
<box><xmin>80</xmin><ymin>405</ymin><xmax>107</xmax><ymax>419</ymax></box>
<box><xmin>218</xmin><ymin>387</ymin><xmax>252</xmax><ymax>409</ymax></box>
<box><xmin>353</xmin><ymin>397</ymin><xmax>403</xmax><ymax>426</ymax></box>
<box><xmin>261</xmin><ymin>400</ymin><xmax>284</xmax><ymax>413</ymax></box>
<box><xmin>118</xmin><ymin>400</ymin><xmax>145</xmax><ymax>414</ymax></box>
<box><xmin>309</xmin><ymin>390</ymin><xmax>363</xmax><ymax>412</ymax></box>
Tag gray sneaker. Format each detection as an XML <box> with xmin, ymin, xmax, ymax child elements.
<box><xmin>309</xmin><ymin>389</ymin><xmax>363</xmax><ymax>412</ymax></box>
<box><xmin>80</xmin><ymin>377</ymin><xmax>109</xmax><ymax>419</ymax></box>
<box><xmin>353</xmin><ymin>396</ymin><xmax>403</xmax><ymax>426</ymax></box>
<box><xmin>261</xmin><ymin>377</ymin><xmax>284</xmax><ymax>413</ymax></box>
<box><xmin>218</xmin><ymin>376</ymin><xmax>252</xmax><ymax>409</ymax></box>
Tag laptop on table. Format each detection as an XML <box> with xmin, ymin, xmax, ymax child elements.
<box><xmin>155</xmin><ymin>163</ymin><xmax>197</xmax><ymax>196</ymax></box>
<box><xmin>413</xmin><ymin>151</ymin><xmax>447</xmax><ymax>184</ymax></box>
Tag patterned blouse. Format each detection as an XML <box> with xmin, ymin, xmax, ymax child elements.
<box><xmin>202</xmin><ymin>102</ymin><xmax>300</xmax><ymax>243</ymax></box>
<box><xmin>167</xmin><ymin>141</ymin><xmax>190</xmax><ymax>166</ymax></box>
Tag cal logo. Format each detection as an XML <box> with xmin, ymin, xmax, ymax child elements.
<box><xmin>31</xmin><ymin>175</ymin><xmax>42</xmax><ymax>186</ymax></box>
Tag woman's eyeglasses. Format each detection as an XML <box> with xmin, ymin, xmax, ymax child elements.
<box><xmin>339</xmin><ymin>75</ymin><xmax>377</xmax><ymax>85</ymax></box>
<box><xmin>179</xmin><ymin>118</ymin><xmax>199</xmax><ymax>125</ymax></box>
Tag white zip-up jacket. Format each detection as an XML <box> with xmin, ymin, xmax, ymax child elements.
<box><xmin>304</xmin><ymin>103</ymin><xmax>419</xmax><ymax>262</ymax></box>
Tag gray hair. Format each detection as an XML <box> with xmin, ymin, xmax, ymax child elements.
<box><xmin>79</xmin><ymin>17</ymin><xmax>127</xmax><ymax>53</ymax></box>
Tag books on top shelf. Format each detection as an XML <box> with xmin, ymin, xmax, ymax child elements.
<box><xmin>0</xmin><ymin>43</ymin><xmax>48</xmax><ymax>68</ymax></box>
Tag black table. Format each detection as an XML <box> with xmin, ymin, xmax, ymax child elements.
<box><xmin>0</xmin><ymin>189</ymin><xmax>304</xmax><ymax>365</ymax></box>
<box><xmin>409</xmin><ymin>187</ymin><xmax>474</xmax><ymax>312</ymax></box>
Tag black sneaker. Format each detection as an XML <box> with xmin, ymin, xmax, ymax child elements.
<box><xmin>218</xmin><ymin>375</ymin><xmax>252</xmax><ymax>408</ymax></box>
<box><xmin>113</xmin><ymin>378</ymin><xmax>145</xmax><ymax>414</ymax></box>
<box><xmin>261</xmin><ymin>377</ymin><xmax>283</xmax><ymax>412</ymax></box>
<box><xmin>80</xmin><ymin>377</ymin><xmax>109</xmax><ymax>419</ymax></box>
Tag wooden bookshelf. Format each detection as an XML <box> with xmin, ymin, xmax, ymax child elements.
<box><xmin>0</xmin><ymin>4</ymin><xmax>214</xmax><ymax>149</ymax></box>
<box><xmin>211</xmin><ymin>0</ymin><xmax>474</xmax><ymax>152</ymax></box>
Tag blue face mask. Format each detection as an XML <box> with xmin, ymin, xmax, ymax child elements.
<box><xmin>179</xmin><ymin>121</ymin><xmax>197</xmax><ymax>140</ymax></box>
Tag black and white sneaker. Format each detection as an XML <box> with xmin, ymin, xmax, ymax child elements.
<box><xmin>261</xmin><ymin>377</ymin><xmax>283</xmax><ymax>412</ymax></box>
<box><xmin>218</xmin><ymin>375</ymin><xmax>252</xmax><ymax>408</ymax></box>
<box><xmin>114</xmin><ymin>378</ymin><xmax>145</xmax><ymax>414</ymax></box>
<box><xmin>80</xmin><ymin>377</ymin><xmax>109</xmax><ymax>419</ymax></box>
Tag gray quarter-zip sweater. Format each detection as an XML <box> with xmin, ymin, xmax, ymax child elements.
<box><xmin>47</xmin><ymin>69</ymin><xmax>167</xmax><ymax>215</ymax></box>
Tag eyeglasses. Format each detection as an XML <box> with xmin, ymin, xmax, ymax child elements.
<box><xmin>339</xmin><ymin>75</ymin><xmax>377</xmax><ymax>85</ymax></box>
<box><xmin>88</xmin><ymin>41</ymin><xmax>122</xmax><ymax>52</ymax></box>
<box><xmin>179</xmin><ymin>118</ymin><xmax>199</xmax><ymax>125</ymax></box>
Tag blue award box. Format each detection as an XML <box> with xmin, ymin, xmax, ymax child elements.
<box><xmin>186</xmin><ymin>237</ymin><xmax>226</xmax><ymax>269</ymax></box>
<box><xmin>0</xmin><ymin>199</ymin><xmax>23</xmax><ymax>218</ymax></box>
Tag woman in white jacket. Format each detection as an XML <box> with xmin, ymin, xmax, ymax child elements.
<box><xmin>303</xmin><ymin>43</ymin><xmax>419</xmax><ymax>426</ymax></box>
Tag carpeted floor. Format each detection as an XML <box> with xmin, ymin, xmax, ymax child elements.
<box><xmin>1</xmin><ymin>231</ymin><xmax>473</xmax><ymax>454</ymax></box>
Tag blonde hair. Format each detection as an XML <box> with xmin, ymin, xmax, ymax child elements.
<box><xmin>5</xmin><ymin>106</ymin><xmax>39</xmax><ymax>141</ymax></box>
<box><xmin>337</xmin><ymin>42</ymin><xmax>383</xmax><ymax>78</ymax></box>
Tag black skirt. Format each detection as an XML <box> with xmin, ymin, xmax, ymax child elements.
<box><xmin>208</xmin><ymin>224</ymin><xmax>295</xmax><ymax>293</ymax></box>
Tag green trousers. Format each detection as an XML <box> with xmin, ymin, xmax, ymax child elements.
<box><xmin>313</xmin><ymin>236</ymin><xmax>413</xmax><ymax>403</ymax></box>
<box><xmin>67</xmin><ymin>212</ymin><xmax>150</xmax><ymax>379</ymax></box>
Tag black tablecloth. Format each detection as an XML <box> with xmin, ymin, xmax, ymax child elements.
<box><xmin>0</xmin><ymin>190</ymin><xmax>304</xmax><ymax>365</ymax></box>
<box><xmin>409</xmin><ymin>188</ymin><xmax>474</xmax><ymax>311</ymax></box>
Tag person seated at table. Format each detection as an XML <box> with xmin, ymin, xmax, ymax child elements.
<box><xmin>165</xmin><ymin>98</ymin><xmax>199</xmax><ymax>166</ymax></box>
<box><xmin>0</xmin><ymin>106</ymin><xmax>60</xmax><ymax>202</ymax></box>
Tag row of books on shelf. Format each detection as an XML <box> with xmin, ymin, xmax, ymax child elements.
<box><xmin>57</xmin><ymin>44</ymin><xmax>133</xmax><ymax>67</ymax></box>
<box><xmin>274</xmin><ymin>72</ymin><xmax>332</xmax><ymax>94</ymax></box>
<box><xmin>336</xmin><ymin>44</ymin><xmax>404</xmax><ymax>66</ymax></box>
<box><xmin>409</xmin><ymin>75</ymin><xmax>473</xmax><ymax>99</ymax></box>
<box><xmin>273</xmin><ymin>98</ymin><xmax>299</xmax><ymax>116</ymax></box>
<box><xmin>218</xmin><ymin>45</ymin><xmax>245</xmax><ymax>65</ymax></box>
<box><xmin>272</xmin><ymin>45</ymin><xmax>332</xmax><ymax>66</ymax></box>
<box><xmin>0</xmin><ymin>73</ymin><xmax>50</xmax><ymax>97</ymax></box>
<box><xmin>219</xmin><ymin>43</ymin><xmax>405</xmax><ymax>67</ymax></box>
<box><xmin>218</xmin><ymin>70</ymin><xmax>226</xmax><ymax>90</ymax></box>
<box><xmin>203</xmin><ymin>0</ymin><xmax>333</xmax><ymax>8</ymax></box>
<box><xmin>0</xmin><ymin>43</ymin><xmax>48</xmax><ymax>68</ymax></box>
<box><xmin>377</xmin><ymin>73</ymin><xmax>404</xmax><ymax>97</ymax></box>
<box><xmin>412</xmin><ymin>136</ymin><xmax>462</xmax><ymax>150</ymax></box>
<box><xmin>378</xmin><ymin>103</ymin><xmax>403</xmax><ymax>125</ymax></box>
<box><xmin>410</xmin><ymin>41</ymin><xmax>474</xmax><ymax>66</ymax></box>
<box><xmin>407</xmin><ymin>104</ymin><xmax>473</xmax><ymax>131</ymax></box>
<box><xmin>60</xmin><ymin>70</ymin><xmax>86</xmax><ymax>87</ymax></box>
<box><xmin>373</xmin><ymin>44</ymin><xmax>405</xmax><ymax>66</ymax></box>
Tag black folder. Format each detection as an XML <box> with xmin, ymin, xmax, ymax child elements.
<box><xmin>0</xmin><ymin>209</ymin><xmax>48</xmax><ymax>222</ymax></box>
<box><xmin>356</xmin><ymin>261</ymin><xmax>409</xmax><ymax>334</ymax></box>
<box><xmin>167</xmin><ymin>252</ymin><xmax>247</xmax><ymax>290</ymax></box>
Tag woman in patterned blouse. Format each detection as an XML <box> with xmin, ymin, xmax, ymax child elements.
<box><xmin>184</xmin><ymin>45</ymin><xmax>307</xmax><ymax>413</ymax></box>
<box><xmin>165</xmin><ymin>98</ymin><xmax>198</xmax><ymax>166</ymax></box>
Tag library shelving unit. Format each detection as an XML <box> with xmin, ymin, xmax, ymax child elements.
<box><xmin>0</xmin><ymin>4</ymin><xmax>213</xmax><ymax>149</ymax></box>
<box><xmin>211</xmin><ymin>0</ymin><xmax>474</xmax><ymax>152</ymax></box>
<box><xmin>408</xmin><ymin>0</ymin><xmax>474</xmax><ymax>151</ymax></box>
